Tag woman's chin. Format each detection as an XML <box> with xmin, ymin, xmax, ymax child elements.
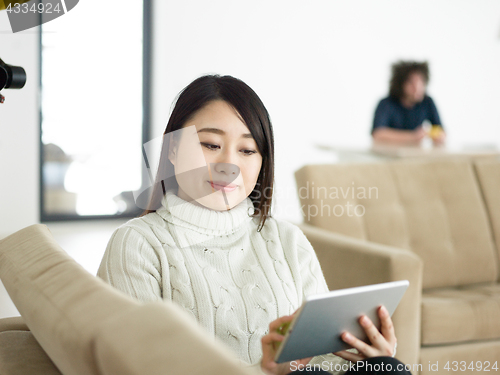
<box><xmin>196</xmin><ymin>191</ymin><xmax>243</xmax><ymax>211</ymax></box>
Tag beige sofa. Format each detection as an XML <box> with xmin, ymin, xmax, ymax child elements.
<box><xmin>0</xmin><ymin>224</ymin><xmax>261</xmax><ymax>375</ymax></box>
<box><xmin>1</xmin><ymin>222</ymin><xmax>405</xmax><ymax>375</ymax></box>
<box><xmin>295</xmin><ymin>157</ymin><xmax>500</xmax><ymax>374</ymax></box>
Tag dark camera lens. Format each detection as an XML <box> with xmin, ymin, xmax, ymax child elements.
<box><xmin>0</xmin><ymin>65</ymin><xmax>7</xmax><ymax>90</ymax></box>
<box><xmin>0</xmin><ymin>59</ymin><xmax>27</xmax><ymax>90</ymax></box>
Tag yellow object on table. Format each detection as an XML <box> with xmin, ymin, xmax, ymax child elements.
<box><xmin>429</xmin><ymin>125</ymin><xmax>443</xmax><ymax>140</ymax></box>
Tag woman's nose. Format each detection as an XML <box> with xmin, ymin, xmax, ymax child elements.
<box><xmin>212</xmin><ymin>162</ymin><xmax>240</xmax><ymax>176</ymax></box>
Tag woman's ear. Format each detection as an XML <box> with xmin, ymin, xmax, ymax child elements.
<box><xmin>167</xmin><ymin>134</ymin><xmax>177</xmax><ymax>166</ymax></box>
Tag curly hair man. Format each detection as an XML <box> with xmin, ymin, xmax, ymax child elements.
<box><xmin>371</xmin><ymin>61</ymin><xmax>445</xmax><ymax>145</ymax></box>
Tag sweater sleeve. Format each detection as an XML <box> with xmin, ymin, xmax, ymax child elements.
<box><xmin>295</xmin><ymin>227</ymin><xmax>330</xmax><ymax>299</ymax></box>
<box><xmin>243</xmin><ymin>361</ymin><xmax>266</xmax><ymax>374</ymax></box>
<box><xmin>97</xmin><ymin>225</ymin><xmax>163</xmax><ymax>303</ymax></box>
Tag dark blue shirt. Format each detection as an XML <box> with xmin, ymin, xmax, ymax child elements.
<box><xmin>372</xmin><ymin>96</ymin><xmax>442</xmax><ymax>133</ymax></box>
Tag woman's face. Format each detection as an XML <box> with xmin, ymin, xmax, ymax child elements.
<box><xmin>168</xmin><ymin>100</ymin><xmax>263</xmax><ymax>211</ymax></box>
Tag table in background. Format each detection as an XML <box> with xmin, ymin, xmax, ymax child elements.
<box><xmin>316</xmin><ymin>142</ymin><xmax>500</xmax><ymax>163</ymax></box>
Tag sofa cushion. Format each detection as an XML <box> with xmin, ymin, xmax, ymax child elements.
<box><xmin>0</xmin><ymin>331</ymin><xmax>62</xmax><ymax>375</ymax></box>
<box><xmin>420</xmin><ymin>340</ymin><xmax>500</xmax><ymax>375</ymax></box>
<box><xmin>0</xmin><ymin>224</ymin><xmax>140</xmax><ymax>375</ymax></box>
<box><xmin>0</xmin><ymin>316</ymin><xmax>28</xmax><ymax>332</ymax></box>
<box><xmin>421</xmin><ymin>283</ymin><xmax>500</xmax><ymax>345</ymax></box>
<box><xmin>295</xmin><ymin>159</ymin><xmax>498</xmax><ymax>289</ymax></box>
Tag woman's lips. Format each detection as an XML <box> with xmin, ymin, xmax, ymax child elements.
<box><xmin>209</xmin><ymin>181</ymin><xmax>238</xmax><ymax>192</ymax></box>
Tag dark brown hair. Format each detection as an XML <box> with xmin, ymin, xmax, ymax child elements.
<box><xmin>140</xmin><ymin>74</ymin><xmax>274</xmax><ymax>231</ymax></box>
<box><xmin>389</xmin><ymin>61</ymin><xmax>429</xmax><ymax>100</ymax></box>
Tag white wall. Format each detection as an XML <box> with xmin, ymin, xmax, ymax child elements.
<box><xmin>0</xmin><ymin>12</ymin><xmax>39</xmax><ymax>237</ymax></box>
<box><xmin>0</xmin><ymin>13</ymin><xmax>39</xmax><ymax>317</ymax></box>
<box><xmin>1</xmin><ymin>0</ymin><xmax>500</xmax><ymax>234</ymax></box>
<box><xmin>152</xmin><ymin>0</ymin><xmax>500</xmax><ymax>223</ymax></box>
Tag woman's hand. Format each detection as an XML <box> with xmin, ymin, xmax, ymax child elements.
<box><xmin>334</xmin><ymin>305</ymin><xmax>397</xmax><ymax>362</ymax></box>
<box><xmin>260</xmin><ymin>313</ymin><xmax>312</xmax><ymax>375</ymax></box>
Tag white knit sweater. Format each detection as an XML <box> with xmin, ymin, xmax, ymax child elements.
<box><xmin>97</xmin><ymin>189</ymin><xmax>348</xmax><ymax>374</ymax></box>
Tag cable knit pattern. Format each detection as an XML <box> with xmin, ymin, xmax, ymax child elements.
<box><xmin>97</xmin><ymin>189</ymin><xmax>348</xmax><ymax>374</ymax></box>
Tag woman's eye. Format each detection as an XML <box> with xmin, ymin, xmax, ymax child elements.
<box><xmin>201</xmin><ymin>143</ymin><xmax>257</xmax><ymax>156</ymax></box>
<box><xmin>242</xmin><ymin>149</ymin><xmax>257</xmax><ymax>156</ymax></box>
<box><xmin>201</xmin><ymin>142</ymin><xmax>219</xmax><ymax>151</ymax></box>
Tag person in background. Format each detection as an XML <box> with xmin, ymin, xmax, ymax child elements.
<box><xmin>371</xmin><ymin>61</ymin><xmax>445</xmax><ymax>145</ymax></box>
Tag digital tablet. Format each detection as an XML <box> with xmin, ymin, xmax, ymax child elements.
<box><xmin>274</xmin><ymin>280</ymin><xmax>409</xmax><ymax>363</ymax></box>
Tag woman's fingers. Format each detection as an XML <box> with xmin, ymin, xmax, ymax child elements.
<box><xmin>260</xmin><ymin>332</ymin><xmax>284</xmax><ymax>375</ymax></box>
<box><xmin>378</xmin><ymin>306</ymin><xmax>397</xmax><ymax>349</ymax></box>
<box><xmin>340</xmin><ymin>306</ymin><xmax>396</xmax><ymax>358</ymax></box>
<box><xmin>261</xmin><ymin>332</ymin><xmax>285</xmax><ymax>346</ymax></box>
<box><xmin>341</xmin><ymin>331</ymin><xmax>378</xmax><ymax>358</ymax></box>
<box><xmin>268</xmin><ymin>314</ymin><xmax>294</xmax><ymax>332</ymax></box>
<box><xmin>260</xmin><ymin>320</ymin><xmax>313</xmax><ymax>375</ymax></box>
<box><xmin>362</xmin><ymin>315</ymin><xmax>387</xmax><ymax>352</ymax></box>
<box><xmin>260</xmin><ymin>316</ymin><xmax>293</xmax><ymax>370</ymax></box>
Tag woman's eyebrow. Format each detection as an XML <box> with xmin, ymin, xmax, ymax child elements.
<box><xmin>197</xmin><ymin>127</ymin><xmax>253</xmax><ymax>138</ymax></box>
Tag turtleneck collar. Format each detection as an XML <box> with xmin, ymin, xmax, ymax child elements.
<box><xmin>155</xmin><ymin>189</ymin><xmax>256</xmax><ymax>236</ymax></box>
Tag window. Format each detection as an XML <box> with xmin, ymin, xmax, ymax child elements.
<box><xmin>40</xmin><ymin>0</ymin><xmax>151</xmax><ymax>220</ymax></box>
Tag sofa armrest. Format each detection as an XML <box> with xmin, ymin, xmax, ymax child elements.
<box><xmin>0</xmin><ymin>224</ymin><xmax>142</xmax><ymax>375</ymax></box>
<box><xmin>298</xmin><ymin>223</ymin><xmax>423</xmax><ymax>366</ymax></box>
<box><xmin>94</xmin><ymin>302</ymin><xmax>263</xmax><ymax>375</ymax></box>
<box><xmin>0</xmin><ymin>225</ymin><xmax>261</xmax><ymax>375</ymax></box>
<box><xmin>0</xmin><ymin>316</ymin><xmax>28</xmax><ymax>333</ymax></box>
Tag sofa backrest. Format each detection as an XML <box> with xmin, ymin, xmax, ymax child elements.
<box><xmin>295</xmin><ymin>159</ymin><xmax>499</xmax><ymax>289</ymax></box>
<box><xmin>474</xmin><ymin>158</ymin><xmax>500</xmax><ymax>271</ymax></box>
